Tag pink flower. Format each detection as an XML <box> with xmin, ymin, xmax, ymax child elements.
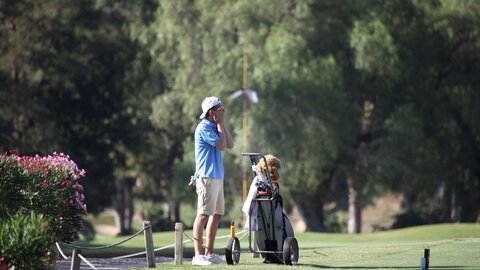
<box><xmin>41</xmin><ymin>179</ymin><xmax>48</xmax><ymax>189</ymax></box>
<box><xmin>1</xmin><ymin>256</ymin><xmax>8</xmax><ymax>270</ymax></box>
<box><xmin>80</xmin><ymin>204</ymin><xmax>88</xmax><ymax>215</ymax></box>
<box><xmin>2</xmin><ymin>150</ymin><xmax>87</xmax><ymax>242</ymax></box>
<box><xmin>72</xmin><ymin>182</ymin><xmax>84</xmax><ymax>192</ymax></box>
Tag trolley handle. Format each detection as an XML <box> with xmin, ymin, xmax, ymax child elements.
<box><xmin>241</xmin><ymin>152</ymin><xmax>267</xmax><ymax>163</ymax></box>
<box><xmin>241</xmin><ymin>152</ymin><xmax>263</xmax><ymax>158</ymax></box>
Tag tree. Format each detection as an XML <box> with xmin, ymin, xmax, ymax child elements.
<box><xmin>0</xmin><ymin>0</ymin><xmax>148</xmax><ymax>220</ymax></box>
<box><xmin>2</xmin><ymin>0</ymin><xmax>479</xmax><ymax>233</ymax></box>
<box><xmin>349</xmin><ymin>0</ymin><xmax>480</xmax><ymax>226</ymax></box>
<box><xmin>138</xmin><ymin>0</ymin><xmax>359</xmax><ymax>230</ymax></box>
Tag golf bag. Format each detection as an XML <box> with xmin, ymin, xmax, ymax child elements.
<box><xmin>255</xmin><ymin>192</ymin><xmax>294</xmax><ymax>263</ymax></box>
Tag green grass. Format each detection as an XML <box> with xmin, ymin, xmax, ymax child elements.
<box><xmin>85</xmin><ymin>212</ymin><xmax>117</xmax><ymax>226</ymax></box>
<box><xmin>60</xmin><ymin>223</ymin><xmax>480</xmax><ymax>269</ymax></box>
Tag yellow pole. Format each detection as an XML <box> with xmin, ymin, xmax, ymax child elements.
<box><xmin>230</xmin><ymin>221</ymin><xmax>236</xmax><ymax>238</ymax></box>
<box><xmin>242</xmin><ymin>54</ymin><xmax>248</xmax><ymax>226</ymax></box>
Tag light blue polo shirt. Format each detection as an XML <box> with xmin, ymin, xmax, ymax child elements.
<box><xmin>195</xmin><ymin>118</ymin><xmax>224</xmax><ymax>180</ymax></box>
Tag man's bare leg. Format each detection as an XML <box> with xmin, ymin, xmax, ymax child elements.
<box><xmin>193</xmin><ymin>214</ymin><xmax>209</xmax><ymax>256</ymax></box>
<box><xmin>205</xmin><ymin>214</ymin><xmax>223</xmax><ymax>256</ymax></box>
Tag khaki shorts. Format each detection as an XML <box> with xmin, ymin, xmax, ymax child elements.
<box><xmin>196</xmin><ymin>178</ymin><xmax>224</xmax><ymax>216</ymax></box>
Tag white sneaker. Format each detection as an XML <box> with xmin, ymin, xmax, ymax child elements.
<box><xmin>206</xmin><ymin>253</ymin><xmax>226</xmax><ymax>264</ymax></box>
<box><xmin>192</xmin><ymin>255</ymin><xmax>213</xmax><ymax>266</ymax></box>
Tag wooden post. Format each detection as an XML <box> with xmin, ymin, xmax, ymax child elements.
<box><xmin>424</xmin><ymin>249</ymin><xmax>430</xmax><ymax>269</ymax></box>
<box><xmin>420</xmin><ymin>257</ymin><xmax>426</xmax><ymax>270</ymax></box>
<box><xmin>174</xmin><ymin>222</ymin><xmax>184</xmax><ymax>265</ymax></box>
<box><xmin>143</xmin><ymin>221</ymin><xmax>156</xmax><ymax>268</ymax></box>
<box><xmin>70</xmin><ymin>249</ymin><xmax>81</xmax><ymax>270</ymax></box>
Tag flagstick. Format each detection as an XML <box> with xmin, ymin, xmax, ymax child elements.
<box><xmin>241</xmin><ymin>56</ymin><xmax>259</xmax><ymax>257</ymax></box>
<box><xmin>242</xmin><ymin>54</ymin><xmax>248</xmax><ymax>226</ymax></box>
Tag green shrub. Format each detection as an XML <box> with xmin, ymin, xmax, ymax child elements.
<box><xmin>324</xmin><ymin>211</ymin><xmax>347</xmax><ymax>233</ymax></box>
<box><xmin>0</xmin><ymin>212</ymin><xmax>55</xmax><ymax>270</ymax></box>
<box><xmin>0</xmin><ymin>151</ymin><xmax>87</xmax><ymax>242</ymax></box>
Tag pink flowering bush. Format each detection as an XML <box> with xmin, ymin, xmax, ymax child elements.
<box><xmin>0</xmin><ymin>151</ymin><xmax>87</xmax><ymax>242</ymax></box>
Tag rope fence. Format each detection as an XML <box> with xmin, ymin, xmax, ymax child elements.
<box><xmin>55</xmin><ymin>220</ymin><xmax>249</xmax><ymax>269</ymax></box>
<box><xmin>181</xmin><ymin>228</ymin><xmax>248</xmax><ymax>248</ymax></box>
<box><xmin>56</xmin><ymin>242</ymin><xmax>69</xmax><ymax>260</ymax></box>
<box><xmin>78</xmin><ymin>254</ymin><xmax>98</xmax><ymax>270</ymax></box>
<box><xmin>59</xmin><ymin>226</ymin><xmax>147</xmax><ymax>250</ymax></box>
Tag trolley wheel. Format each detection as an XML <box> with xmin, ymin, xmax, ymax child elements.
<box><xmin>282</xmin><ymin>237</ymin><xmax>299</xmax><ymax>265</ymax></box>
<box><xmin>225</xmin><ymin>236</ymin><xmax>241</xmax><ymax>265</ymax></box>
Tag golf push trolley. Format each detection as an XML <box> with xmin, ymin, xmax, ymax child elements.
<box><xmin>225</xmin><ymin>153</ymin><xmax>299</xmax><ymax>265</ymax></box>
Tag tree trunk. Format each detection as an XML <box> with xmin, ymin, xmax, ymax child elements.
<box><xmin>292</xmin><ymin>198</ymin><xmax>324</xmax><ymax>232</ymax></box>
<box><xmin>168</xmin><ymin>198</ymin><xmax>179</xmax><ymax>224</ymax></box>
<box><xmin>115</xmin><ymin>178</ymin><xmax>135</xmax><ymax>235</ymax></box>
<box><xmin>450</xmin><ymin>185</ymin><xmax>458</xmax><ymax>222</ymax></box>
<box><xmin>162</xmin><ymin>190</ymin><xmax>179</xmax><ymax>225</ymax></box>
<box><xmin>450</xmin><ymin>181</ymin><xmax>463</xmax><ymax>222</ymax></box>
<box><xmin>439</xmin><ymin>179</ymin><xmax>453</xmax><ymax>222</ymax></box>
<box><xmin>347</xmin><ymin>176</ymin><xmax>362</xmax><ymax>234</ymax></box>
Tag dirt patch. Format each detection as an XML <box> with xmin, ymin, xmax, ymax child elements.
<box><xmin>94</xmin><ymin>224</ymin><xmax>119</xmax><ymax>236</ymax></box>
<box><xmin>362</xmin><ymin>193</ymin><xmax>403</xmax><ymax>232</ymax></box>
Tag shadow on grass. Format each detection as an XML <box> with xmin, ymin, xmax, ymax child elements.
<box><xmin>300</xmin><ymin>265</ymin><xmax>480</xmax><ymax>270</ymax></box>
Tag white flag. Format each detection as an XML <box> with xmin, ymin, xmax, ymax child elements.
<box><xmin>229</xmin><ymin>89</ymin><xmax>259</xmax><ymax>103</ymax></box>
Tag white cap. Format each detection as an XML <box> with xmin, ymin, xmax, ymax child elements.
<box><xmin>199</xmin><ymin>96</ymin><xmax>222</xmax><ymax>119</ymax></box>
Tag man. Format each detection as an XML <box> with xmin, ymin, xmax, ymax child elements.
<box><xmin>192</xmin><ymin>96</ymin><xmax>234</xmax><ymax>266</ymax></box>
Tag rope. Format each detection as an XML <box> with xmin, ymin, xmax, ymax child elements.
<box><xmin>112</xmin><ymin>239</ymin><xmax>189</xmax><ymax>260</ymax></box>
<box><xmin>182</xmin><ymin>229</ymin><xmax>248</xmax><ymax>243</ymax></box>
<box><xmin>55</xmin><ymin>242</ymin><xmax>69</xmax><ymax>259</ymax></box>
<box><xmin>111</xmin><ymin>250</ymin><xmax>146</xmax><ymax>260</ymax></box>
<box><xmin>238</xmin><ymin>230</ymin><xmax>249</xmax><ymax>241</ymax></box>
<box><xmin>216</xmin><ymin>231</ymin><xmax>248</xmax><ymax>239</ymax></box>
<box><xmin>153</xmin><ymin>240</ymin><xmax>190</xmax><ymax>252</ymax></box>
<box><xmin>182</xmin><ymin>231</ymin><xmax>196</xmax><ymax>242</ymax></box>
<box><xmin>59</xmin><ymin>226</ymin><xmax>147</xmax><ymax>250</ymax></box>
<box><xmin>78</xmin><ymin>254</ymin><xmax>98</xmax><ymax>270</ymax></box>
<box><xmin>182</xmin><ymin>229</ymin><xmax>249</xmax><ymax>249</ymax></box>
<box><xmin>57</xmin><ymin>225</ymin><xmax>249</xmax><ymax>262</ymax></box>
<box><xmin>217</xmin><ymin>230</ymin><xmax>249</xmax><ymax>249</ymax></box>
